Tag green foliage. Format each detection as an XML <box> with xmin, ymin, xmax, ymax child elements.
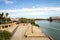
<box><xmin>34</xmin><ymin>24</ymin><xmax>39</xmax><ymax>27</ymax></box>
<box><xmin>0</xmin><ymin>13</ymin><xmax>4</xmax><ymax>18</ymax></box>
<box><xmin>18</xmin><ymin>18</ymin><xmax>39</xmax><ymax>27</ymax></box>
<box><xmin>48</xmin><ymin>17</ymin><xmax>52</xmax><ymax>22</ymax></box>
<box><xmin>0</xmin><ymin>12</ymin><xmax>11</xmax><ymax>24</ymax></box>
<box><xmin>0</xmin><ymin>30</ymin><xmax>12</xmax><ymax>40</ymax></box>
<box><xmin>6</xmin><ymin>13</ymin><xmax>8</xmax><ymax>17</ymax></box>
<box><xmin>19</xmin><ymin>18</ymin><xmax>27</xmax><ymax>23</ymax></box>
<box><xmin>5</xmin><ymin>18</ymin><xmax>11</xmax><ymax>23</ymax></box>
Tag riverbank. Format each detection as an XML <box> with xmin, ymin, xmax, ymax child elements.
<box><xmin>35</xmin><ymin>20</ymin><xmax>60</xmax><ymax>40</ymax></box>
<box><xmin>24</xmin><ymin>23</ymin><xmax>51</xmax><ymax>40</ymax></box>
<box><xmin>0</xmin><ymin>23</ymin><xmax>52</xmax><ymax>40</ymax></box>
<box><xmin>10</xmin><ymin>23</ymin><xmax>51</xmax><ymax>40</ymax></box>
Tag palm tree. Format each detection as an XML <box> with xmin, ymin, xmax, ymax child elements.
<box><xmin>5</xmin><ymin>13</ymin><xmax>8</xmax><ymax>23</ymax></box>
<box><xmin>6</xmin><ymin>13</ymin><xmax>8</xmax><ymax>18</ymax></box>
<box><xmin>0</xmin><ymin>12</ymin><xmax>4</xmax><ymax>17</ymax></box>
<box><xmin>1</xmin><ymin>12</ymin><xmax>4</xmax><ymax>17</ymax></box>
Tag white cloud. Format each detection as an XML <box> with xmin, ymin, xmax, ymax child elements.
<box><xmin>1</xmin><ymin>7</ymin><xmax>60</xmax><ymax>12</ymax></box>
<box><xmin>4</xmin><ymin>0</ymin><xmax>14</xmax><ymax>4</ymax></box>
<box><xmin>0</xmin><ymin>7</ymin><xmax>60</xmax><ymax>18</ymax></box>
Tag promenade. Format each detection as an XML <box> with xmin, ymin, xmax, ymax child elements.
<box><xmin>24</xmin><ymin>24</ymin><xmax>51</xmax><ymax>40</ymax></box>
<box><xmin>11</xmin><ymin>23</ymin><xmax>51</xmax><ymax>40</ymax></box>
<box><xmin>11</xmin><ymin>23</ymin><xmax>29</xmax><ymax>40</ymax></box>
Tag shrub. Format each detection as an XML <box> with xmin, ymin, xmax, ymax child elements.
<box><xmin>18</xmin><ymin>18</ymin><xmax>39</xmax><ymax>27</ymax></box>
<box><xmin>0</xmin><ymin>30</ymin><xmax>12</xmax><ymax>40</ymax></box>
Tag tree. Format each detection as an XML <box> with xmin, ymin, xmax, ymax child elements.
<box><xmin>19</xmin><ymin>18</ymin><xmax>27</xmax><ymax>23</ymax></box>
<box><xmin>0</xmin><ymin>12</ymin><xmax>4</xmax><ymax>18</ymax></box>
<box><xmin>1</xmin><ymin>12</ymin><xmax>4</xmax><ymax>17</ymax></box>
<box><xmin>49</xmin><ymin>17</ymin><xmax>52</xmax><ymax>22</ymax></box>
<box><xmin>0</xmin><ymin>13</ymin><xmax>11</xmax><ymax>24</ymax></box>
<box><xmin>6</xmin><ymin>13</ymin><xmax>8</xmax><ymax>18</ymax></box>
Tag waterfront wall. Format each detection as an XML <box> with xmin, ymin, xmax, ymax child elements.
<box><xmin>0</xmin><ymin>22</ymin><xmax>16</xmax><ymax>30</ymax></box>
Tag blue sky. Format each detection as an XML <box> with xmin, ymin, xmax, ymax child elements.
<box><xmin>0</xmin><ymin>0</ymin><xmax>60</xmax><ymax>18</ymax></box>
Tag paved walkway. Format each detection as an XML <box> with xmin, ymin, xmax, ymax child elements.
<box><xmin>11</xmin><ymin>23</ymin><xmax>52</xmax><ymax>40</ymax></box>
<box><xmin>24</xmin><ymin>25</ymin><xmax>51</xmax><ymax>40</ymax></box>
<box><xmin>11</xmin><ymin>24</ymin><xmax>29</xmax><ymax>40</ymax></box>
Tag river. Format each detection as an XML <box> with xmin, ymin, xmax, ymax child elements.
<box><xmin>35</xmin><ymin>20</ymin><xmax>60</xmax><ymax>40</ymax></box>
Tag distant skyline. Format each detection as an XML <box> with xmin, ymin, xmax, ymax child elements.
<box><xmin>0</xmin><ymin>0</ymin><xmax>60</xmax><ymax>18</ymax></box>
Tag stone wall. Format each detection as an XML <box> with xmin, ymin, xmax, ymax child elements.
<box><xmin>0</xmin><ymin>22</ymin><xmax>16</xmax><ymax>30</ymax></box>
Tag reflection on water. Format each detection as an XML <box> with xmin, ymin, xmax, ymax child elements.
<box><xmin>35</xmin><ymin>20</ymin><xmax>60</xmax><ymax>40</ymax></box>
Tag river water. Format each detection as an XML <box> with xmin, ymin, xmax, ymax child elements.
<box><xmin>35</xmin><ymin>20</ymin><xmax>60</xmax><ymax>40</ymax></box>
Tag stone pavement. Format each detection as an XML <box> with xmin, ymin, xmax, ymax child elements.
<box><xmin>10</xmin><ymin>23</ymin><xmax>52</xmax><ymax>40</ymax></box>
<box><xmin>24</xmin><ymin>24</ymin><xmax>51</xmax><ymax>40</ymax></box>
<box><xmin>11</xmin><ymin>24</ymin><xmax>29</xmax><ymax>40</ymax></box>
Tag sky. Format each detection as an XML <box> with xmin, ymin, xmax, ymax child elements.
<box><xmin>0</xmin><ymin>0</ymin><xmax>60</xmax><ymax>18</ymax></box>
